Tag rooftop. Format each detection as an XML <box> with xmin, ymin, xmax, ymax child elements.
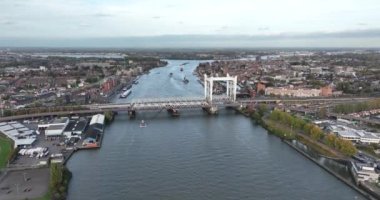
<box><xmin>64</xmin><ymin>119</ymin><xmax>88</xmax><ymax>133</ymax></box>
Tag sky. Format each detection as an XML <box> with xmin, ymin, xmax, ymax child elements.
<box><xmin>0</xmin><ymin>0</ymin><xmax>380</xmax><ymax>48</ymax></box>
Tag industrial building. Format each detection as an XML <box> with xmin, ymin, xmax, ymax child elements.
<box><xmin>63</xmin><ymin>118</ymin><xmax>88</xmax><ymax>138</ymax></box>
<box><xmin>0</xmin><ymin>121</ymin><xmax>36</xmax><ymax>148</ymax></box>
<box><xmin>314</xmin><ymin>120</ymin><xmax>380</xmax><ymax>144</ymax></box>
<box><xmin>83</xmin><ymin>114</ymin><xmax>105</xmax><ymax>147</ymax></box>
<box><xmin>38</xmin><ymin>117</ymin><xmax>69</xmax><ymax>137</ymax></box>
<box><xmin>351</xmin><ymin>161</ymin><xmax>380</xmax><ymax>183</ymax></box>
<box><xmin>329</xmin><ymin>124</ymin><xmax>380</xmax><ymax>144</ymax></box>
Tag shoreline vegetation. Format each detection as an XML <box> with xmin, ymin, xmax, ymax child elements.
<box><xmin>334</xmin><ymin>98</ymin><xmax>380</xmax><ymax>114</ymax></box>
<box><xmin>33</xmin><ymin>163</ymin><xmax>72</xmax><ymax>200</ymax></box>
<box><xmin>243</xmin><ymin>105</ymin><xmax>357</xmax><ymax>158</ymax></box>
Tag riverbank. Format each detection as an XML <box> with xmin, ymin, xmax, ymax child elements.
<box><xmin>236</xmin><ymin>107</ymin><xmax>377</xmax><ymax>200</ymax></box>
<box><xmin>284</xmin><ymin>140</ymin><xmax>376</xmax><ymax>200</ymax></box>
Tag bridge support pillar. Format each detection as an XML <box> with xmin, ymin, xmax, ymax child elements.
<box><xmin>128</xmin><ymin>110</ymin><xmax>136</xmax><ymax>119</ymax></box>
<box><xmin>206</xmin><ymin>105</ymin><xmax>218</xmax><ymax>115</ymax></box>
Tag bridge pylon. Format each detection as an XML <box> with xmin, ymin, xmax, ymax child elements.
<box><xmin>204</xmin><ymin>73</ymin><xmax>238</xmax><ymax>103</ymax></box>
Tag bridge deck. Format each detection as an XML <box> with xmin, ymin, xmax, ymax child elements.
<box><xmin>0</xmin><ymin>96</ymin><xmax>375</xmax><ymax>122</ymax></box>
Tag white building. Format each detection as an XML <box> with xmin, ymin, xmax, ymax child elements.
<box><xmin>0</xmin><ymin>121</ymin><xmax>36</xmax><ymax>148</ymax></box>
<box><xmin>329</xmin><ymin>124</ymin><xmax>380</xmax><ymax>144</ymax></box>
<box><xmin>352</xmin><ymin>162</ymin><xmax>379</xmax><ymax>183</ymax></box>
<box><xmin>39</xmin><ymin>117</ymin><xmax>69</xmax><ymax>137</ymax></box>
<box><xmin>90</xmin><ymin>114</ymin><xmax>105</xmax><ymax>126</ymax></box>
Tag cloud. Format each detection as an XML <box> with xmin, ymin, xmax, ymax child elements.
<box><xmin>258</xmin><ymin>26</ymin><xmax>270</xmax><ymax>31</ymax></box>
<box><xmin>215</xmin><ymin>26</ymin><xmax>229</xmax><ymax>32</ymax></box>
<box><xmin>91</xmin><ymin>13</ymin><xmax>114</xmax><ymax>18</ymax></box>
<box><xmin>78</xmin><ymin>23</ymin><xmax>91</xmax><ymax>28</ymax></box>
<box><xmin>271</xmin><ymin>29</ymin><xmax>380</xmax><ymax>39</ymax></box>
<box><xmin>0</xmin><ymin>20</ymin><xmax>15</xmax><ymax>25</ymax></box>
<box><xmin>357</xmin><ymin>23</ymin><xmax>367</xmax><ymax>26</ymax></box>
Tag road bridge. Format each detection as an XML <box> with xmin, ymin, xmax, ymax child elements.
<box><xmin>0</xmin><ymin>72</ymin><xmax>376</xmax><ymax>121</ymax></box>
<box><xmin>0</xmin><ymin>96</ymin><xmax>375</xmax><ymax>122</ymax></box>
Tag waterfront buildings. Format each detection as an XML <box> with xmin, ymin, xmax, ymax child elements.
<box><xmin>351</xmin><ymin>162</ymin><xmax>380</xmax><ymax>183</ymax></box>
<box><xmin>63</xmin><ymin>118</ymin><xmax>88</xmax><ymax>139</ymax></box>
<box><xmin>82</xmin><ymin>114</ymin><xmax>105</xmax><ymax>147</ymax></box>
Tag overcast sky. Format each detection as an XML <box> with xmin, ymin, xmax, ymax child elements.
<box><xmin>1</xmin><ymin>0</ymin><xmax>380</xmax><ymax>48</ymax></box>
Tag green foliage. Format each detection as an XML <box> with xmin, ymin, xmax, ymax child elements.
<box><xmin>317</xmin><ymin>107</ymin><xmax>327</xmax><ymax>119</ymax></box>
<box><xmin>49</xmin><ymin>163</ymin><xmax>72</xmax><ymax>200</ymax></box>
<box><xmin>0</xmin><ymin>136</ymin><xmax>13</xmax><ymax>168</ymax></box>
<box><xmin>268</xmin><ymin>110</ymin><xmax>306</xmax><ymax>130</ymax></box>
<box><xmin>268</xmin><ymin>110</ymin><xmax>357</xmax><ymax>157</ymax></box>
<box><xmin>50</xmin><ymin>163</ymin><xmax>63</xmax><ymax>190</ymax></box>
<box><xmin>333</xmin><ymin>98</ymin><xmax>380</xmax><ymax>114</ymax></box>
<box><xmin>104</xmin><ymin>111</ymin><xmax>114</xmax><ymax>124</ymax></box>
<box><xmin>2</xmin><ymin>106</ymin><xmax>88</xmax><ymax>117</ymax></box>
<box><xmin>309</xmin><ymin>125</ymin><xmax>324</xmax><ymax>140</ymax></box>
<box><xmin>85</xmin><ymin>76</ymin><xmax>99</xmax><ymax>84</ymax></box>
<box><xmin>323</xmin><ymin>133</ymin><xmax>357</xmax><ymax>156</ymax></box>
<box><xmin>257</xmin><ymin>104</ymin><xmax>268</xmax><ymax>117</ymax></box>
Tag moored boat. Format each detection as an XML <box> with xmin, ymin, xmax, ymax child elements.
<box><xmin>120</xmin><ymin>89</ymin><xmax>132</xmax><ymax>98</ymax></box>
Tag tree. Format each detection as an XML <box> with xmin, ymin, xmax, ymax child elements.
<box><xmin>325</xmin><ymin>134</ymin><xmax>337</xmax><ymax>148</ymax></box>
<box><xmin>50</xmin><ymin>163</ymin><xmax>63</xmax><ymax>190</ymax></box>
<box><xmin>303</xmin><ymin>123</ymin><xmax>313</xmax><ymax>135</ymax></box>
<box><xmin>337</xmin><ymin>139</ymin><xmax>357</xmax><ymax>156</ymax></box>
<box><xmin>317</xmin><ymin>107</ymin><xmax>327</xmax><ymax>119</ymax></box>
<box><xmin>310</xmin><ymin>126</ymin><xmax>324</xmax><ymax>140</ymax></box>
<box><xmin>257</xmin><ymin>104</ymin><xmax>268</xmax><ymax>117</ymax></box>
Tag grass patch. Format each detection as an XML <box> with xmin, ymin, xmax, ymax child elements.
<box><xmin>32</xmin><ymin>191</ymin><xmax>51</xmax><ymax>200</ymax></box>
<box><xmin>263</xmin><ymin>119</ymin><xmax>296</xmax><ymax>140</ymax></box>
<box><xmin>0</xmin><ymin>136</ymin><xmax>13</xmax><ymax>169</ymax></box>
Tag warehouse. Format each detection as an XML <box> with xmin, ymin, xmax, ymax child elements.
<box><xmin>0</xmin><ymin>121</ymin><xmax>36</xmax><ymax>148</ymax></box>
<box><xmin>63</xmin><ymin>118</ymin><xmax>88</xmax><ymax>139</ymax></box>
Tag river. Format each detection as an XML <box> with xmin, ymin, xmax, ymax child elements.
<box><xmin>67</xmin><ymin>60</ymin><xmax>365</xmax><ymax>200</ymax></box>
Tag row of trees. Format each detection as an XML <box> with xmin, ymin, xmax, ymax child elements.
<box><xmin>50</xmin><ymin>163</ymin><xmax>72</xmax><ymax>200</ymax></box>
<box><xmin>334</xmin><ymin>98</ymin><xmax>380</xmax><ymax>114</ymax></box>
<box><xmin>2</xmin><ymin>106</ymin><xmax>88</xmax><ymax>117</ymax></box>
<box><xmin>268</xmin><ymin>110</ymin><xmax>357</xmax><ymax>156</ymax></box>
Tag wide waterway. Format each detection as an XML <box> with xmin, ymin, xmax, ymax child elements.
<box><xmin>67</xmin><ymin>60</ymin><xmax>365</xmax><ymax>200</ymax></box>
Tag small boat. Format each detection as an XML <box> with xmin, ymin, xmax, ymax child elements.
<box><xmin>140</xmin><ymin>120</ymin><xmax>147</xmax><ymax>128</ymax></box>
<box><xmin>169</xmin><ymin>72</ymin><xmax>173</xmax><ymax>77</ymax></box>
<box><xmin>180</xmin><ymin>67</ymin><xmax>183</xmax><ymax>72</ymax></box>
<box><xmin>120</xmin><ymin>89</ymin><xmax>132</xmax><ymax>98</ymax></box>
<box><xmin>122</xmin><ymin>87</ymin><xmax>127</xmax><ymax>91</ymax></box>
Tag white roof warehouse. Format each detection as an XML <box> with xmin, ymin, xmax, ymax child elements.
<box><xmin>38</xmin><ymin>117</ymin><xmax>70</xmax><ymax>137</ymax></box>
<box><xmin>0</xmin><ymin>121</ymin><xmax>36</xmax><ymax>148</ymax></box>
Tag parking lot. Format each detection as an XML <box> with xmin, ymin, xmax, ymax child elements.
<box><xmin>10</xmin><ymin>130</ymin><xmax>66</xmax><ymax>168</ymax></box>
<box><xmin>0</xmin><ymin>168</ymin><xmax>49</xmax><ymax>200</ymax></box>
